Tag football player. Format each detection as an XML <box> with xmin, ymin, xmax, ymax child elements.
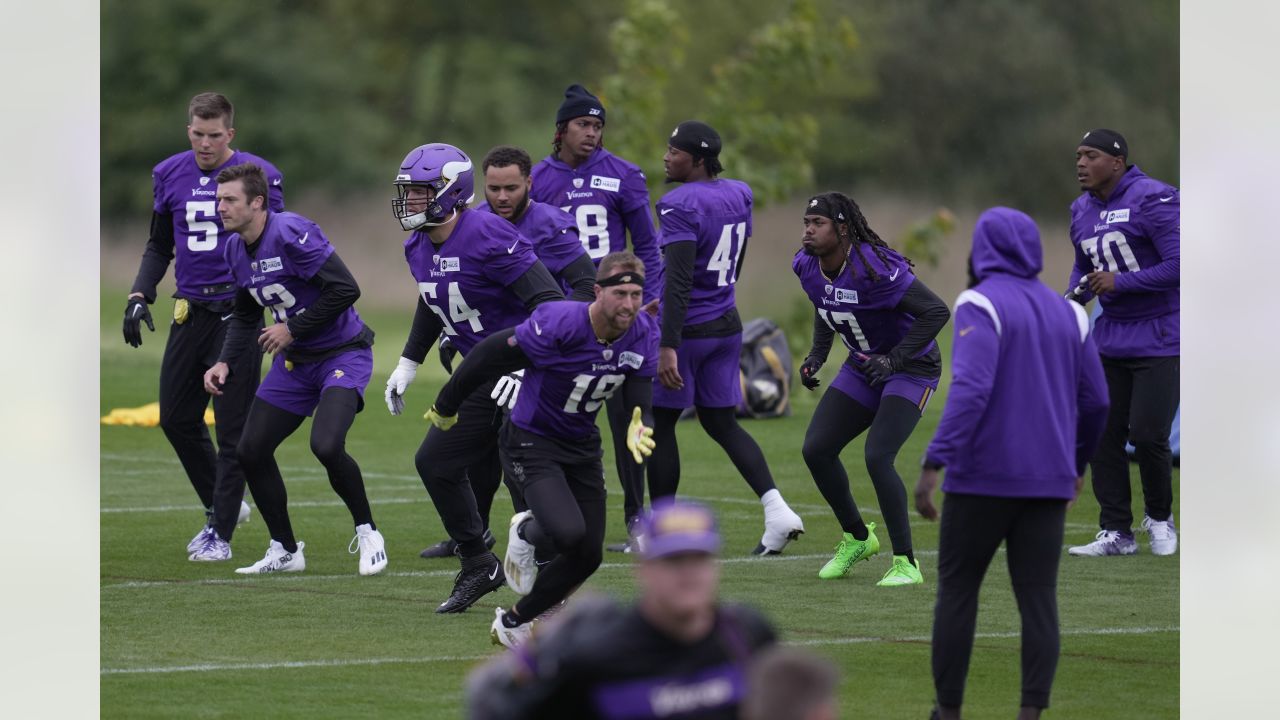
<box><xmin>793</xmin><ymin>191</ymin><xmax>950</xmax><ymax>586</ymax></box>
<box><xmin>425</xmin><ymin>251</ymin><xmax>657</xmax><ymax>645</ymax></box>
<box><xmin>385</xmin><ymin>143</ymin><xmax>564</xmax><ymax>612</ymax></box>
<box><xmin>649</xmin><ymin>120</ymin><xmax>805</xmax><ymax>555</ymax></box>
<box><xmin>530</xmin><ymin>84</ymin><xmax>661</xmax><ymax>547</ymax></box>
<box><xmin>123</xmin><ymin>92</ymin><xmax>283</xmax><ymax>560</ymax></box>
<box><xmin>200</xmin><ymin>163</ymin><xmax>385</xmax><ymax>576</ymax></box>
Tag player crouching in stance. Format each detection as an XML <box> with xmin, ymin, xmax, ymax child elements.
<box><xmin>424</xmin><ymin>252</ymin><xmax>658</xmax><ymax>646</ymax></box>
<box><xmin>793</xmin><ymin>192</ymin><xmax>950</xmax><ymax>585</ymax></box>
<box><xmin>202</xmin><ymin>163</ymin><xmax>386</xmax><ymax>576</ymax></box>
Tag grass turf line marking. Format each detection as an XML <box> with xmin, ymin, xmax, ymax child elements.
<box><xmin>101</xmin><ymin>625</ymin><xmax>1178</xmax><ymax>676</ymax></box>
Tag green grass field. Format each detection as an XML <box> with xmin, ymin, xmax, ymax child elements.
<box><xmin>100</xmin><ymin>301</ymin><xmax>1179</xmax><ymax>718</ymax></box>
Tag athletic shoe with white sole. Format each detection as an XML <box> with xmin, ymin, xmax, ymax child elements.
<box><xmin>235</xmin><ymin>540</ymin><xmax>306</xmax><ymax>574</ymax></box>
<box><xmin>349</xmin><ymin>524</ymin><xmax>388</xmax><ymax>576</ymax></box>
<box><xmin>237</xmin><ymin>500</ymin><xmax>251</xmax><ymax>526</ymax></box>
<box><xmin>188</xmin><ymin>529</ymin><xmax>232</xmax><ymax>562</ymax></box>
<box><xmin>436</xmin><ymin>552</ymin><xmax>505</xmax><ymax>613</ymax></box>
<box><xmin>753</xmin><ymin>491</ymin><xmax>805</xmax><ymax>555</ymax></box>
<box><xmin>504</xmin><ymin>511</ymin><xmax>537</xmax><ymax>596</ymax></box>
<box><xmin>187</xmin><ymin>525</ymin><xmax>214</xmax><ymax>555</ymax></box>
<box><xmin>1067</xmin><ymin>530</ymin><xmax>1138</xmax><ymax>557</ymax></box>
<box><xmin>491</xmin><ymin>607</ymin><xmax>534</xmax><ymax>649</ymax></box>
<box><xmin>876</xmin><ymin>554</ymin><xmax>924</xmax><ymax>586</ymax></box>
<box><xmin>1141</xmin><ymin>515</ymin><xmax>1178</xmax><ymax>556</ymax></box>
<box><xmin>817</xmin><ymin>524</ymin><xmax>881</xmax><ymax>579</ymax></box>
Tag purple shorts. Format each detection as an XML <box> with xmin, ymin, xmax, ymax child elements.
<box><xmin>255</xmin><ymin>347</ymin><xmax>373</xmax><ymax>417</ymax></box>
<box><xmin>829</xmin><ymin>362</ymin><xmax>939</xmax><ymax>413</ymax></box>
<box><xmin>653</xmin><ymin>335</ymin><xmax>742</xmax><ymax>409</ymax></box>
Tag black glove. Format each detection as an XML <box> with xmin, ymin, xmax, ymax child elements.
<box><xmin>799</xmin><ymin>356</ymin><xmax>823</xmax><ymax>391</ymax></box>
<box><xmin>438</xmin><ymin>337</ymin><xmax>458</xmax><ymax>375</ymax></box>
<box><xmin>123</xmin><ymin>297</ymin><xmax>155</xmax><ymax>348</ymax></box>
<box><xmin>857</xmin><ymin>352</ymin><xmax>895</xmax><ymax>386</ymax></box>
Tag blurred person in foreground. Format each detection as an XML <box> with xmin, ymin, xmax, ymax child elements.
<box><xmin>741</xmin><ymin>646</ymin><xmax>840</xmax><ymax>720</ymax></box>
<box><xmin>465</xmin><ymin>499</ymin><xmax>777</xmax><ymax>719</ymax></box>
<box><xmin>1063</xmin><ymin>129</ymin><xmax>1181</xmax><ymax>558</ymax></box>
<box><xmin>915</xmin><ymin>207</ymin><xmax>1109</xmax><ymax>719</ymax></box>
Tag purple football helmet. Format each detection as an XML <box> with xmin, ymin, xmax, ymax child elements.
<box><xmin>392</xmin><ymin>143</ymin><xmax>475</xmax><ymax>230</ymax></box>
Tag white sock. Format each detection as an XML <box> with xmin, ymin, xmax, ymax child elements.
<box><xmin>760</xmin><ymin>488</ymin><xmax>785</xmax><ymax>512</ymax></box>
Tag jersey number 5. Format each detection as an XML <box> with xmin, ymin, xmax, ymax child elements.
<box><xmin>186</xmin><ymin>201</ymin><xmax>219</xmax><ymax>252</ymax></box>
<box><xmin>419</xmin><ymin>282</ymin><xmax>483</xmax><ymax>336</ymax></box>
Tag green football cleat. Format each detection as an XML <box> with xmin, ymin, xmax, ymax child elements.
<box><xmin>817</xmin><ymin>523</ymin><xmax>881</xmax><ymax>579</ymax></box>
<box><xmin>876</xmin><ymin>555</ymin><xmax>923</xmax><ymax>587</ymax></box>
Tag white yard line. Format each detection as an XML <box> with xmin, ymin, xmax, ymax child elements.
<box><xmin>101</xmin><ymin>497</ymin><xmax>428</xmax><ymax>514</ymax></box>
<box><xmin>101</xmin><ymin>625</ymin><xmax>1178</xmax><ymax>675</ymax></box>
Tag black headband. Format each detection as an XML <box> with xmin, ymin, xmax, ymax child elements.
<box><xmin>1079</xmin><ymin>128</ymin><xmax>1128</xmax><ymax>158</ymax></box>
<box><xmin>596</xmin><ymin>271</ymin><xmax>645</xmax><ymax>288</ymax></box>
<box><xmin>804</xmin><ymin>196</ymin><xmax>847</xmax><ymax>223</ymax></box>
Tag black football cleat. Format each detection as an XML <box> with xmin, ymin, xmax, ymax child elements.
<box><xmin>436</xmin><ymin>552</ymin><xmax>505</xmax><ymax>613</ymax></box>
<box><xmin>420</xmin><ymin>528</ymin><xmax>495</xmax><ymax>559</ymax></box>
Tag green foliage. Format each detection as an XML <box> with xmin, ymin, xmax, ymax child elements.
<box><xmin>898</xmin><ymin>207</ymin><xmax>956</xmax><ymax>269</ymax></box>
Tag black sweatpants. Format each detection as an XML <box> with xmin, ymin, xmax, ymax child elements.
<box><xmin>802</xmin><ymin>390</ymin><xmax>922</xmax><ymax>555</ymax></box>
<box><xmin>932</xmin><ymin>493</ymin><xmax>1067</xmax><ymax>710</ymax></box>
<box><xmin>157</xmin><ymin>300</ymin><xmax>262</xmax><ymax>538</ymax></box>
<box><xmin>647</xmin><ymin>405</ymin><xmax>776</xmax><ymax>500</ymax></box>
<box><xmin>500</xmin><ymin>422</ymin><xmax>606</xmax><ymax>621</ymax></box>
<box><xmin>416</xmin><ymin>378</ymin><xmax>503</xmax><ymax>558</ymax></box>
<box><xmin>1091</xmin><ymin>355</ymin><xmax>1179</xmax><ymax>531</ymax></box>
<box><xmin>606</xmin><ymin>392</ymin><xmax>647</xmax><ymax>529</ymax></box>
<box><xmin>236</xmin><ymin>387</ymin><xmax>374</xmax><ymax>551</ymax></box>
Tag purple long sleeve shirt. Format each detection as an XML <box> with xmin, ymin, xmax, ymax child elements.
<box><xmin>927</xmin><ymin>207</ymin><xmax>1109</xmax><ymax>500</ymax></box>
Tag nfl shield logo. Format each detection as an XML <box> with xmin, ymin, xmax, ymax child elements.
<box><xmin>602</xmin><ymin>349</ymin><xmax>613</xmax><ymax>361</ymax></box>
<box><xmin>199</xmin><ymin>176</ymin><xmax>210</xmax><ymax>186</ymax></box>
<box><xmin>432</xmin><ymin>255</ymin><xmax>441</xmax><ymax>265</ymax></box>
<box><xmin>251</xmin><ymin>261</ymin><xmax>258</xmax><ymax>272</ymax></box>
<box><xmin>824</xmin><ymin>284</ymin><xmax>833</xmax><ymax>295</ymax></box>
<box><xmin>573</xmin><ymin>178</ymin><xmax>584</xmax><ymax>189</ymax></box>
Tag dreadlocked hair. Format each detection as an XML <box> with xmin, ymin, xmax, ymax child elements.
<box><xmin>814</xmin><ymin>191</ymin><xmax>913</xmax><ymax>282</ymax></box>
<box><xmin>552</xmin><ymin>121</ymin><xmax>567</xmax><ymax>156</ymax></box>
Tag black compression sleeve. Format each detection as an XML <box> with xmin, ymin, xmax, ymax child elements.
<box><xmin>660</xmin><ymin>240</ymin><xmax>696</xmax><ymax>348</ymax></box>
<box><xmin>285</xmin><ymin>253</ymin><xmax>361</xmax><ymax>340</ymax></box>
<box><xmin>130</xmin><ymin>211</ymin><xmax>176</xmax><ymax>303</ymax></box>
<box><xmin>559</xmin><ymin>253</ymin><xmax>598</xmax><ymax>302</ymax></box>
<box><xmin>510</xmin><ymin>261</ymin><xmax>566</xmax><ymax>311</ymax></box>
<box><xmin>218</xmin><ymin>288</ymin><xmax>264</xmax><ymax>365</ymax></box>
<box><xmin>434</xmin><ymin>328</ymin><xmax>532</xmax><ymax>415</ymax></box>
<box><xmin>401</xmin><ymin>296</ymin><xmax>444</xmax><ymax>364</ymax></box>
<box><xmin>808</xmin><ymin>309</ymin><xmax>835</xmax><ymax>363</ymax></box>
<box><xmin>620</xmin><ymin>375</ymin><xmax>654</xmax><ymax>429</ymax></box>
<box><xmin>886</xmin><ymin>278</ymin><xmax>951</xmax><ymax>368</ymax></box>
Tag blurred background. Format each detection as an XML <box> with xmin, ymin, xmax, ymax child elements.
<box><xmin>100</xmin><ymin>0</ymin><xmax>1178</xmax><ymax>350</ymax></box>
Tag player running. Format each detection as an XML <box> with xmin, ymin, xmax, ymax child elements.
<box><xmin>424</xmin><ymin>251</ymin><xmax>658</xmax><ymax>645</ymax></box>
<box><xmin>123</xmin><ymin>92</ymin><xmax>282</xmax><ymax>560</ymax></box>
<box><xmin>649</xmin><ymin>120</ymin><xmax>804</xmax><ymax>555</ymax></box>
<box><xmin>386</xmin><ymin>143</ymin><xmax>565</xmax><ymax>612</ymax></box>
<box><xmin>531</xmin><ymin>84</ymin><xmax>661</xmax><ymax>546</ymax></box>
<box><xmin>793</xmin><ymin>191</ymin><xmax>950</xmax><ymax>585</ymax></box>
<box><xmin>201</xmin><ymin>163</ymin><xmax>385</xmax><ymax>576</ymax></box>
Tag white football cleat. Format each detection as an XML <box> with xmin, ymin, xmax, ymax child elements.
<box><xmin>490</xmin><ymin>607</ymin><xmax>534</xmax><ymax>649</ymax></box>
<box><xmin>350</xmin><ymin>524</ymin><xmax>388</xmax><ymax>576</ymax></box>
<box><xmin>504</xmin><ymin>511</ymin><xmax>537</xmax><ymax>596</ymax></box>
<box><xmin>235</xmin><ymin>540</ymin><xmax>306</xmax><ymax>574</ymax></box>
<box><xmin>189</xmin><ymin>529</ymin><xmax>232</xmax><ymax>562</ymax></box>
<box><xmin>757</xmin><ymin>489</ymin><xmax>805</xmax><ymax>554</ymax></box>
<box><xmin>1068</xmin><ymin>530</ymin><xmax>1138</xmax><ymax>557</ymax></box>
<box><xmin>237</xmin><ymin>501</ymin><xmax>252</xmax><ymax>526</ymax></box>
<box><xmin>187</xmin><ymin>525</ymin><xmax>214</xmax><ymax>555</ymax></box>
<box><xmin>1142</xmin><ymin>515</ymin><xmax>1178</xmax><ymax>556</ymax></box>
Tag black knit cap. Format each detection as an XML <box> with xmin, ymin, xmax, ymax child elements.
<box><xmin>668</xmin><ymin>120</ymin><xmax>721</xmax><ymax>159</ymax></box>
<box><xmin>556</xmin><ymin>84</ymin><xmax>606</xmax><ymax>125</ymax></box>
<box><xmin>1079</xmin><ymin>128</ymin><xmax>1128</xmax><ymax>158</ymax></box>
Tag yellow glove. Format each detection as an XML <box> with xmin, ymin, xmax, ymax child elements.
<box><xmin>424</xmin><ymin>405</ymin><xmax>458</xmax><ymax>431</ymax></box>
<box><xmin>625</xmin><ymin>406</ymin><xmax>655</xmax><ymax>464</ymax></box>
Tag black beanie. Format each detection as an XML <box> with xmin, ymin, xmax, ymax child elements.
<box><xmin>1079</xmin><ymin>128</ymin><xmax>1128</xmax><ymax>159</ymax></box>
<box><xmin>556</xmin><ymin>84</ymin><xmax>606</xmax><ymax>125</ymax></box>
<box><xmin>668</xmin><ymin>120</ymin><xmax>721</xmax><ymax>158</ymax></box>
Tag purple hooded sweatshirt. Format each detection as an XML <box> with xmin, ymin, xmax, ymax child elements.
<box><xmin>926</xmin><ymin>207</ymin><xmax>1109</xmax><ymax>500</ymax></box>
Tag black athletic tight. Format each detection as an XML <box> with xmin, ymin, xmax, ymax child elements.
<box><xmin>237</xmin><ymin>387</ymin><xmax>374</xmax><ymax>551</ymax></box>
<box><xmin>802</xmin><ymin>390</ymin><xmax>921</xmax><ymax>555</ymax></box>
<box><xmin>646</xmin><ymin>406</ymin><xmax>777</xmax><ymax>501</ymax></box>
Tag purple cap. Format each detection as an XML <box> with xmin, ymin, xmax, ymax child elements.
<box><xmin>637</xmin><ymin>499</ymin><xmax>721</xmax><ymax>559</ymax></box>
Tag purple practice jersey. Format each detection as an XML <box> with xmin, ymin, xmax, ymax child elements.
<box><xmin>530</xmin><ymin>148</ymin><xmax>660</xmax><ymax>282</ymax></box>
<box><xmin>1068</xmin><ymin>165</ymin><xmax>1180</xmax><ymax>358</ymax></box>
<box><xmin>792</xmin><ymin>245</ymin><xmax>936</xmax><ymax>359</ymax></box>
<box><xmin>656</xmin><ymin>179</ymin><xmax>753</xmax><ymax>325</ymax></box>
<box><xmin>153</xmin><ymin>150</ymin><xmax>284</xmax><ymax>300</ymax></box>
<box><xmin>511</xmin><ymin>301</ymin><xmax>658</xmax><ymax>440</ymax></box>
<box><xmin>475</xmin><ymin>200</ymin><xmax>583</xmax><ymax>275</ymax></box>
<box><xmin>224</xmin><ymin>212</ymin><xmax>364</xmax><ymax>352</ymax></box>
<box><xmin>403</xmin><ymin>209</ymin><xmax>540</xmax><ymax>355</ymax></box>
